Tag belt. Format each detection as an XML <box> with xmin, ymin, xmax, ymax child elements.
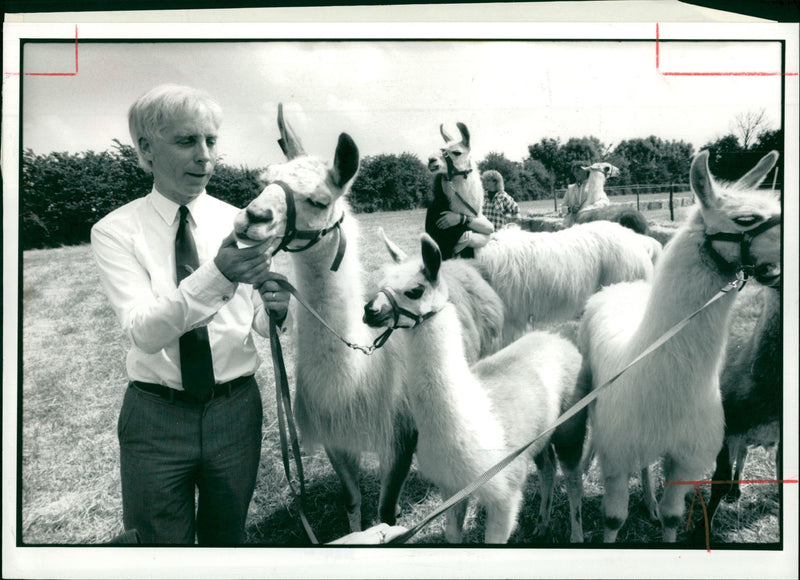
<box><xmin>129</xmin><ymin>375</ymin><xmax>254</xmax><ymax>404</ymax></box>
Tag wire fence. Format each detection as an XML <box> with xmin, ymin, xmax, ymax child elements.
<box><xmin>553</xmin><ymin>179</ymin><xmax>782</xmax><ymax>221</ymax></box>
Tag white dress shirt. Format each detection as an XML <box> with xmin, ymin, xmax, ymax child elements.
<box><xmin>91</xmin><ymin>188</ymin><xmax>272</xmax><ymax>390</ymax></box>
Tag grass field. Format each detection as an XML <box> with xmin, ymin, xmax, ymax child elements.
<box><xmin>19</xmin><ymin>199</ymin><xmax>783</xmax><ymax>548</ymax></box>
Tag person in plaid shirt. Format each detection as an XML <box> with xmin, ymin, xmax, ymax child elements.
<box><xmin>481</xmin><ymin>170</ymin><xmax>519</xmax><ymax>230</ymax></box>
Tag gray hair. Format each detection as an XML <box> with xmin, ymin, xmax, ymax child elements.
<box><xmin>128</xmin><ymin>84</ymin><xmax>222</xmax><ymax>173</ymax></box>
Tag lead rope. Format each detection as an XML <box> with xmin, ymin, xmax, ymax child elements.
<box><xmin>389</xmin><ymin>269</ymin><xmax>750</xmax><ymax>544</ymax></box>
<box><xmin>266</xmin><ymin>280</ymin><xmax>395</xmax><ymax>544</ymax></box>
<box><xmin>269</xmin><ymin>317</ymin><xmax>319</xmax><ymax>544</ymax></box>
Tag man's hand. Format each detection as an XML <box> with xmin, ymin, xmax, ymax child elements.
<box><xmin>436</xmin><ymin>211</ymin><xmax>466</xmax><ymax>229</ymax></box>
<box><xmin>214</xmin><ymin>233</ymin><xmax>272</xmax><ymax>285</ymax></box>
<box><xmin>258</xmin><ymin>272</ymin><xmax>290</xmax><ymax>323</ymax></box>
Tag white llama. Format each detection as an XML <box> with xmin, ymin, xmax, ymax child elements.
<box><xmin>578</xmin><ymin>150</ymin><xmax>781</xmax><ymax>542</ymax></box>
<box><xmin>563</xmin><ymin>162</ymin><xmax>649</xmax><ymax>235</ymax></box>
<box><xmin>232</xmin><ymin>105</ymin><xmax>504</xmax><ymax>533</ymax></box>
<box><xmin>562</xmin><ymin>162</ymin><xmax>617</xmax><ymax>219</ymax></box>
<box><xmin>427</xmin><ymin>123</ymin><xmax>486</xmax><ymax>219</ymax></box>
<box><xmin>425</xmin><ymin>123</ymin><xmax>662</xmax><ymax>342</ymax></box>
<box><xmin>363</xmin><ymin>233</ymin><xmax>588</xmax><ymax>543</ymax></box>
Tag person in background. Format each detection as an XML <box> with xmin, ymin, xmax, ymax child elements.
<box><xmin>481</xmin><ymin>170</ymin><xmax>520</xmax><ymax>231</ymax></box>
<box><xmin>91</xmin><ymin>84</ymin><xmax>289</xmax><ymax>545</ymax></box>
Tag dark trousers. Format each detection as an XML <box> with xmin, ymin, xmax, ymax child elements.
<box><xmin>118</xmin><ymin>377</ymin><xmax>263</xmax><ymax>545</ymax></box>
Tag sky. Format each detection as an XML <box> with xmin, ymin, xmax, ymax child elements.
<box><xmin>20</xmin><ymin>37</ymin><xmax>786</xmax><ymax>170</ymax></box>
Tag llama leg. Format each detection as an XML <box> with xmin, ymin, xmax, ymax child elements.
<box><xmin>325</xmin><ymin>447</ymin><xmax>362</xmax><ymax>532</ymax></box>
<box><xmin>444</xmin><ymin>497</ymin><xmax>468</xmax><ymax>544</ymax></box>
<box><xmin>709</xmin><ymin>443</ymin><xmax>733</xmax><ymax>516</ymax></box>
<box><xmin>532</xmin><ymin>445</ymin><xmax>556</xmax><ymax>539</ymax></box>
<box><xmin>640</xmin><ymin>465</ymin><xmax>659</xmax><ymax>521</ymax></box>
<box><xmin>551</xmin><ymin>396</ymin><xmax>589</xmax><ymax>543</ymax></box>
<box><xmin>378</xmin><ymin>424</ymin><xmax>418</xmax><ymax>525</ymax></box>
<box><xmin>729</xmin><ymin>442</ymin><xmax>747</xmax><ymax>501</ymax></box>
<box><xmin>600</xmin><ymin>468</ymin><xmax>630</xmax><ymax>543</ymax></box>
<box><xmin>658</xmin><ymin>455</ymin><xmax>705</xmax><ymax>543</ymax></box>
<box><xmin>483</xmin><ymin>490</ymin><xmax>522</xmax><ymax>544</ymax></box>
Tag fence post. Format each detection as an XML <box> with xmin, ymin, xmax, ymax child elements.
<box><xmin>636</xmin><ymin>185</ymin><xmax>640</xmax><ymax>211</ymax></box>
<box><xmin>669</xmin><ymin>182</ymin><xmax>674</xmax><ymax>221</ymax></box>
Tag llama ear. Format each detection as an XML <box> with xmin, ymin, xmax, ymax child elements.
<box><xmin>735</xmin><ymin>150</ymin><xmax>779</xmax><ymax>190</ymax></box>
<box><xmin>440</xmin><ymin>123</ymin><xmax>454</xmax><ymax>143</ymax></box>
<box><xmin>276</xmin><ymin>103</ymin><xmax>307</xmax><ymax>160</ymax></box>
<box><xmin>379</xmin><ymin>227</ymin><xmax>407</xmax><ymax>263</ymax></box>
<box><xmin>581</xmin><ymin>165</ymin><xmax>590</xmax><ymax>171</ymax></box>
<box><xmin>331</xmin><ymin>133</ymin><xmax>360</xmax><ymax>188</ymax></box>
<box><xmin>456</xmin><ymin>122</ymin><xmax>470</xmax><ymax>149</ymax></box>
<box><xmin>690</xmin><ymin>150</ymin><xmax>716</xmax><ymax>209</ymax></box>
<box><xmin>421</xmin><ymin>233</ymin><xmax>442</xmax><ymax>283</ymax></box>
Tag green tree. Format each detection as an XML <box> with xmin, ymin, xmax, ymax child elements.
<box><xmin>700</xmin><ymin>134</ymin><xmax>745</xmax><ymax>181</ymax></box>
<box><xmin>350</xmin><ymin>153</ymin><xmax>430</xmax><ymax>212</ymax></box>
<box><xmin>206</xmin><ymin>164</ymin><xmax>264</xmax><ymax>209</ymax></box>
<box><xmin>527</xmin><ymin>137</ymin><xmax>561</xmax><ymax>198</ymax></box>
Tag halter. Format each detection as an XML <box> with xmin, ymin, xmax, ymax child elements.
<box><xmin>440</xmin><ymin>150</ymin><xmax>479</xmax><ymax>217</ymax></box>
<box><xmin>702</xmin><ymin>214</ymin><xmax>781</xmax><ymax>280</ymax></box>
<box><xmin>377</xmin><ymin>287</ymin><xmax>438</xmax><ymax>330</ymax></box>
<box><xmin>269</xmin><ymin>180</ymin><xmax>347</xmax><ymax>272</ymax></box>
<box><xmin>441</xmin><ymin>148</ymin><xmax>473</xmax><ymax>181</ymax></box>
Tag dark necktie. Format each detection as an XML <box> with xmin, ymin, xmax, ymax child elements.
<box><xmin>176</xmin><ymin>205</ymin><xmax>216</xmax><ymax>402</ymax></box>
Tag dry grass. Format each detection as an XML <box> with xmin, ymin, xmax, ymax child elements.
<box><xmin>19</xmin><ymin>201</ymin><xmax>783</xmax><ymax>549</ymax></box>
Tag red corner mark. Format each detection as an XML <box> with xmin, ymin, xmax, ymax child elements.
<box><xmin>664</xmin><ymin>478</ymin><xmax>798</xmax><ymax>552</ymax></box>
<box><xmin>5</xmin><ymin>25</ymin><xmax>79</xmax><ymax>77</ymax></box>
<box><xmin>656</xmin><ymin>23</ymin><xmax>798</xmax><ymax>77</ymax></box>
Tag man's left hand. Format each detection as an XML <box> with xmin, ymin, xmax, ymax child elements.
<box><xmin>259</xmin><ymin>272</ymin><xmax>290</xmax><ymax>323</ymax></box>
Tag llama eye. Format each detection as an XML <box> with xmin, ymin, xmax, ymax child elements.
<box><xmin>733</xmin><ymin>215</ymin><xmax>761</xmax><ymax>227</ymax></box>
<box><xmin>305</xmin><ymin>198</ymin><xmax>329</xmax><ymax>210</ymax></box>
<box><xmin>451</xmin><ymin>151</ymin><xmax>462</xmax><ymax>157</ymax></box>
<box><xmin>404</xmin><ymin>286</ymin><xmax>425</xmax><ymax>300</ymax></box>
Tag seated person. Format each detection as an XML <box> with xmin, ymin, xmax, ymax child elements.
<box><xmin>425</xmin><ymin>173</ymin><xmax>494</xmax><ymax>260</ymax></box>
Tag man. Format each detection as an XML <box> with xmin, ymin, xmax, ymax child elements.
<box><xmin>91</xmin><ymin>84</ymin><xmax>289</xmax><ymax>545</ymax></box>
<box><xmin>481</xmin><ymin>170</ymin><xmax>519</xmax><ymax>230</ymax></box>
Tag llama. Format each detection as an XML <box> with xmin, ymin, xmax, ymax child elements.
<box><xmin>563</xmin><ymin>162</ymin><xmax>649</xmax><ymax>235</ymax></box>
<box><xmin>705</xmin><ymin>284</ymin><xmax>782</xmax><ymax>532</ymax></box>
<box><xmin>578</xmin><ymin>150</ymin><xmax>781</xmax><ymax>542</ymax></box>
<box><xmin>424</xmin><ymin>123</ymin><xmax>662</xmax><ymax>342</ymax></box>
<box><xmin>475</xmin><ymin>222</ymin><xmax>662</xmax><ymax>343</ymax></box>
<box><xmin>363</xmin><ymin>232</ymin><xmax>588</xmax><ymax>543</ymax></box>
<box><xmin>425</xmin><ymin>123</ymin><xmax>495</xmax><ymax>259</ymax></box>
<box><xmin>427</xmin><ymin>123</ymin><xmax>485</xmax><ymax>219</ymax></box>
<box><xmin>232</xmin><ymin>105</ymin><xmax>504</xmax><ymax>532</ymax></box>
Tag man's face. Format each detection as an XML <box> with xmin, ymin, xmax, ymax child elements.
<box><xmin>141</xmin><ymin>110</ymin><xmax>219</xmax><ymax>205</ymax></box>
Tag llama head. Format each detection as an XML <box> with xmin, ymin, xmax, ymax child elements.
<box><xmin>581</xmin><ymin>162</ymin><xmax>620</xmax><ymax>179</ymax></box>
<box><xmin>363</xmin><ymin>230</ymin><xmax>448</xmax><ymax>329</ymax></box>
<box><xmin>427</xmin><ymin>122</ymin><xmax>473</xmax><ymax>178</ymax></box>
<box><xmin>691</xmin><ymin>149</ymin><xmax>781</xmax><ymax>286</ymax></box>
<box><xmin>233</xmin><ymin>103</ymin><xmax>360</xmax><ymax>251</ymax></box>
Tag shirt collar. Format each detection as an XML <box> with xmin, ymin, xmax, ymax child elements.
<box><xmin>149</xmin><ymin>188</ymin><xmax>208</xmax><ymax>226</ymax></box>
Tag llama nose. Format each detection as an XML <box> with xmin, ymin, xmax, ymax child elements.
<box><xmin>363</xmin><ymin>301</ymin><xmax>386</xmax><ymax>326</ymax></box>
<box><xmin>246</xmin><ymin>207</ymin><xmax>273</xmax><ymax>224</ymax></box>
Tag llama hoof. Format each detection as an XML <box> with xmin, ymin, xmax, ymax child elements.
<box><xmin>531</xmin><ymin>523</ymin><xmax>552</xmax><ymax>542</ymax></box>
<box><xmin>723</xmin><ymin>485</ymin><xmax>741</xmax><ymax>502</ymax></box>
